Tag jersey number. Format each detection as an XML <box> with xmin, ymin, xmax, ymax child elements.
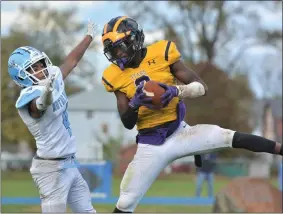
<box><xmin>62</xmin><ymin>104</ymin><xmax>72</xmax><ymax>137</ymax></box>
<box><xmin>134</xmin><ymin>75</ymin><xmax>151</xmax><ymax>87</ymax></box>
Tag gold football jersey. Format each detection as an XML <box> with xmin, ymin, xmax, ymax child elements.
<box><xmin>102</xmin><ymin>40</ymin><xmax>181</xmax><ymax>130</ymax></box>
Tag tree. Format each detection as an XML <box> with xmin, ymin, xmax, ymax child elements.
<box><xmin>121</xmin><ymin>1</ymin><xmax>251</xmax><ymax>66</ymax></box>
<box><xmin>1</xmin><ymin>34</ymin><xmax>34</xmax><ymax>144</ymax></box>
<box><xmin>182</xmin><ymin>62</ymin><xmax>255</xmax><ymax>157</ymax></box>
<box><xmin>183</xmin><ymin>62</ymin><xmax>254</xmax><ymax>132</ymax></box>
<box><xmin>10</xmin><ymin>3</ymin><xmax>98</xmax><ymax>89</ymax></box>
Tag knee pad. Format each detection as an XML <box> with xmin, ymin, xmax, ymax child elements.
<box><xmin>211</xmin><ymin>125</ymin><xmax>235</xmax><ymax>148</ymax></box>
<box><xmin>116</xmin><ymin>194</ymin><xmax>140</xmax><ymax>213</ymax></box>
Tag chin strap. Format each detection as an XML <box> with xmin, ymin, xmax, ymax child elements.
<box><xmin>117</xmin><ymin>58</ymin><xmax>128</xmax><ymax>70</ymax></box>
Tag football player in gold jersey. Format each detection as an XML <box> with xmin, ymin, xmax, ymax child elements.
<box><xmin>101</xmin><ymin>16</ymin><xmax>283</xmax><ymax>213</ymax></box>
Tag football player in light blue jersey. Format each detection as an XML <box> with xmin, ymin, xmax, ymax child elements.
<box><xmin>7</xmin><ymin>20</ymin><xmax>97</xmax><ymax>213</ymax></box>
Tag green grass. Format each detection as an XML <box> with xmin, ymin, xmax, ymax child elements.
<box><xmin>1</xmin><ymin>171</ymin><xmax>279</xmax><ymax>213</ymax></box>
<box><xmin>1</xmin><ymin>204</ymin><xmax>212</xmax><ymax>213</ymax></box>
<box><xmin>1</xmin><ymin>171</ymin><xmax>231</xmax><ymax>197</ymax></box>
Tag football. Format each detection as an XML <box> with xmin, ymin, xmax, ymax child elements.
<box><xmin>143</xmin><ymin>80</ymin><xmax>165</xmax><ymax>108</ymax></box>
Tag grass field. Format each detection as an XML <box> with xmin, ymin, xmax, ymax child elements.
<box><xmin>1</xmin><ymin>171</ymin><xmax>279</xmax><ymax>213</ymax></box>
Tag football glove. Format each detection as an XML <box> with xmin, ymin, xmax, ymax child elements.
<box><xmin>129</xmin><ymin>81</ymin><xmax>155</xmax><ymax>110</ymax></box>
<box><xmin>158</xmin><ymin>83</ymin><xmax>179</xmax><ymax>108</ymax></box>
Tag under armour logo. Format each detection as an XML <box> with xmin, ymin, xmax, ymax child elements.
<box><xmin>148</xmin><ymin>59</ymin><xmax>156</xmax><ymax>65</ymax></box>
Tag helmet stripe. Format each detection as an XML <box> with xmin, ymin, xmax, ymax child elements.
<box><xmin>113</xmin><ymin>16</ymin><xmax>128</xmax><ymax>32</ymax></box>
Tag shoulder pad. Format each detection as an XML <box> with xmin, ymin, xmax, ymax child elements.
<box><xmin>149</xmin><ymin>40</ymin><xmax>181</xmax><ymax>65</ymax></box>
<box><xmin>102</xmin><ymin>64</ymin><xmax>121</xmax><ymax>92</ymax></box>
<box><xmin>15</xmin><ymin>86</ymin><xmax>44</xmax><ymax>109</ymax></box>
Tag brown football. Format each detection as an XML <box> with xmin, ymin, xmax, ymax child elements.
<box><xmin>143</xmin><ymin>80</ymin><xmax>165</xmax><ymax>108</ymax></box>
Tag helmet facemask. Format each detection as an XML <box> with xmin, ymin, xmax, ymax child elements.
<box><xmin>19</xmin><ymin>53</ymin><xmax>52</xmax><ymax>86</ymax></box>
<box><xmin>102</xmin><ymin>17</ymin><xmax>145</xmax><ymax>70</ymax></box>
<box><xmin>104</xmin><ymin>30</ymin><xmax>144</xmax><ymax>70</ymax></box>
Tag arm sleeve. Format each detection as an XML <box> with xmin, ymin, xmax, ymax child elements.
<box><xmin>120</xmin><ymin>106</ymin><xmax>138</xmax><ymax>130</ymax></box>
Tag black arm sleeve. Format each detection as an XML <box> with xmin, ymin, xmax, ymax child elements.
<box><xmin>120</xmin><ymin>106</ymin><xmax>139</xmax><ymax>130</ymax></box>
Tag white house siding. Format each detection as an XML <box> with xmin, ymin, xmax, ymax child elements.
<box><xmin>68</xmin><ymin>110</ymin><xmax>137</xmax><ymax>163</ymax></box>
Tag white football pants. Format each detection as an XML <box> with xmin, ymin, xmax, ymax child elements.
<box><xmin>30</xmin><ymin>156</ymin><xmax>96</xmax><ymax>213</ymax></box>
<box><xmin>116</xmin><ymin>121</ymin><xmax>235</xmax><ymax>212</ymax></box>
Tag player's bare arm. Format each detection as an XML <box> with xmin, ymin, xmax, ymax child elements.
<box><xmin>170</xmin><ymin>60</ymin><xmax>208</xmax><ymax>98</ymax></box>
<box><xmin>114</xmin><ymin>90</ymin><xmax>138</xmax><ymax>129</ymax></box>
<box><xmin>60</xmin><ymin>20</ymin><xmax>97</xmax><ymax>80</ymax></box>
<box><xmin>170</xmin><ymin>60</ymin><xmax>208</xmax><ymax>91</ymax></box>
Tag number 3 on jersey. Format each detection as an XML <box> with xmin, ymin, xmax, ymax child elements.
<box><xmin>135</xmin><ymin>75</ymin><xmax>150</xmax><ymax>87</ymax></box>
<box><xmin>62</xmin><ymin>104</ymin><xmax>72</xmax><ymax>137</ymax></box>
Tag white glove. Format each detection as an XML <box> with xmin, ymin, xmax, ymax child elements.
<box><xmin>46</xmin><ymin>72</ymin><xmax>56</xmax><ymax>92</ymax></box>
<box><xmin>36</xmin><ymin>73</ymin><xmax>57</xmax><ymax>111</ymax></box>
<box><xmin>86</xmin><ymin>19</ymin><xmax>98</xmax><ymax>39</ymax></box>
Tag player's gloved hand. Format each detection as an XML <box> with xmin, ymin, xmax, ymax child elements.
<box><xmin>36</xmin><ymin>72</ymin><xmax>58</xmax><ymax>111</ymax></box>
<box><xmin>129</xmin><ymin>81</ymin><xmax>155</xmax><ymax>110</ymax></box>
<box><xmin>158</xmin><ymin>83</ymin><xmax>179</xmax><ymax>108</ymax></box>
<box><xmin>45</xmin><ymin>73</ymin><xmax>57</xmax><ymax>92</ymax></box>
<box><xmin>86</xmin><ymin>19</ymin><xmax>98</xmax><ymax>39</ymax></box>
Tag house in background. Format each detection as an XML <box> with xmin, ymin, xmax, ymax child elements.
<box><xmin>68</xmin><ymin>85</ymin><xmax>137</xmax><ymax>163</ymax></box>
<box><xmin>249</xmin><ymin>99</ymin><xmax>282</xmax><ymax>178</ymax></box>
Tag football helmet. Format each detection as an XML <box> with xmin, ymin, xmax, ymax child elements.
<box><xmin>8</xmin><ymin>46</ymin><xmax>52</xmax><ymax>88</ymax></box>
<box><xmin>102</xmin><ymin>16</ymin><xmax>145</xmax><ymax>70</ymax></box>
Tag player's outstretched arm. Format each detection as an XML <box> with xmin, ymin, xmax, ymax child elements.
<box><xmin>170</xmin><ymin>60</ymin><xmax>208</xmax><ymax>90</ymax></box>
<box><xmin>170</xmin><ymin>60</ymin><xmax>208</xmax><ymax>99</ymax></box>
<box><xmin>157</xmin><ymin>60</ymin><xmax>208</xmax><ymax>108</ymax></box>
<box><xmin>60</xmin><ymin>19</ymin><xmax>97</xmax><ymax>80</ymax></box>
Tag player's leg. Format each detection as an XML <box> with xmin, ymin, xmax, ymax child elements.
<box><xmin>67</xmin><ymin>168</ymin><xmax>96</xmax><ymax>213</ymax></box>
<box><xmin>279</xmin><ymin>160</ymin><xmax>282</xmax><ymax>191</ymax></box>
<box><xmin>195</xmin><ymin>171</ymin><xmax>205</xmax><ymax>197</ymax></box>
<box><xmin>207</xmin><ymin>172</ymin><xmax>214</xmax><ymax>197</ymax></box>
<box><xmin>231</xmin><ymin>131</ymin><xmax>282</xmax><ymax>155</ymax></box>
<box><xmin>113</xmin><ymin>143</ymin><xmax>171</xmax><ymax>213</ymax></box>
<box><xmin>163</xmin><ymin>122</ymin><xmax>234</xmax><ymax>159</ymax></box>
<box><xmin>164</xmin><ymin>121</ymin><xmax>282</xmax><ymax>160</ymax></box>
<box><xmin>31</xmin><ymin>168</ymin><xmax>74</xmax><ymax>212</ymax></box>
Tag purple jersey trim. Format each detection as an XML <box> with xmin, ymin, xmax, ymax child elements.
<box><xmin>136</xmin><ymin>101</ymin><xmax>186</xmax><ymax>145</ymax></box>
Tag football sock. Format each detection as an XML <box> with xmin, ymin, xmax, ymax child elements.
<box><xmin>232</xmin><ymin>131</ymin><xmax>282</xmax><ymax>155</ymax></box>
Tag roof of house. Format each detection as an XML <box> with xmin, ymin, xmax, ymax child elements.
<box><xmin>68</xmin><ymin>85</ymin><xmax>117</xmax><ymax>112</ymax></box>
